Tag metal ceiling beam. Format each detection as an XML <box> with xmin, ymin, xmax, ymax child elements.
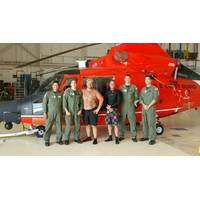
<box><xmin>0</xmin><ymin>44</ymin><xmax>14</xmax><ymax>54</ymax></box>
<box><xmin>17</xmin><ymin>44</ymin><xmax>39</xmax><ymax>59</ymax></box>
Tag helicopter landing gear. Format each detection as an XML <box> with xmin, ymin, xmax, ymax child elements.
<box><xmin>156</xmin><ymin>116</ymin><xmax>164</xmax><ymax>135</ymax></box>
<box><xmin>5</xmin><ymin>122</ymin><xmax>13</xmax><ymax>130</ymax></box>
<box><xmin>156</xmin><ymin>123</ymin><xmax>164</xmax><ymax>135</ymax></box>
<box><xmin>35</xmin><ymin>125</ymin><xmax>45</xmax><ymax>138</ymax></box>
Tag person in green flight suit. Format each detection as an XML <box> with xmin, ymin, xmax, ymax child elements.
<box><xmin>119</xmin><ymin>74</ymin><xmax>139</xmax><ymax>142</ymax></box>
<box><xmin>43</xmin><ymin>80</ymin><xmax>63</xmax><ymax>146</ymax></box>
<box><xmin>140</xmin><ymin>75</ymin><xmax>159</xmax><ymax>145</ymax></box>
<box><xmin>63</xmin><ymin>79</ymin><xmax>83</xmax><ymax>145</ymax></box>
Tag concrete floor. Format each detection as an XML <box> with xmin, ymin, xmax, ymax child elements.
<box><xmin>0</xmin><ymin>109</ymin><xmax>200</xmax><ymax>156</ymax></box>
<box><xmin>159</xmin><ymin>109</ymin><xmax>200</xmax><ymax>155</ymax></box>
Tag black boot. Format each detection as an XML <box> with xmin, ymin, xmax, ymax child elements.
<box><xmin>149</xmin><ymin>140</ymin><xmax>156</xmax><ymax>145</ymax></box>
<box><xmin>140</xmin><ymin>138</ymin><xmax>149</xmax><ymax>141</ymax></box>
<box><xmin>105</xmin><ymin>135</ymin><xmax>113</xmax><ymax>142</ymax></box>
<box><xmin>119</xmin><ymin>137</ymin><xmax>124</xmax><ymax>141</ymax></box>
<box><xmin>82</xmin><ymin>137</ymin><xmax>92</xmax><ymax>142</ymax></box>
<box><xmin>56</xmin><ymin>140</ymin><xmax>63</xmax><ymax>145</ymax></box>
<box><xmin>45</xmin><ymin>141</ymin><xmax>50</xmax><ymax>147</ymax></box>
<box><xmin>93</xmin><ymin>138</ymin><xmax>98</xmax><ymax>145</ymax></box>
<box><xmin>132</xmin><ymin>137</ymin><xmax>137</xmax><ymax>142</ymax></box>
<box><xmin>115</xmin><ymin>137</ymin><xmax>119</xmax><ymax>144</ymax></box>
<box><xmin>74</xmin><ymin>139</ymin><xmax>82</xmax><ymax>144</ymax></box>
<box><xmin>64</xmin><ymin>140</ymin><xmax>69</xmax><ymax>145</ymax></box>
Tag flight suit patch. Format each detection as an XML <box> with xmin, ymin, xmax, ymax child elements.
<box><xmin>123</xmin><ymin>88</ymin><xmax>127</xmax><ymax>92</ymax></box>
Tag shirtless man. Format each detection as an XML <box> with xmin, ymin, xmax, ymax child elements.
<box><xmin>82</xmin><ymin>78</ymin><xmax>104</xmax><ymax>144</ymax></box>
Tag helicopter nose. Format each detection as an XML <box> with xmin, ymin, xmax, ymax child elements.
<box><xmin>191</xmin><ymin>65</ymin><xmax>200</xmax><ymax>107</ymax></box>
<box><xmin>177</xmin><ymin>64</ymin><xmax>200</xmax><ymax>109</ymax></box>
<box><xmin>190</xmin><ymin>69</ymin><xmax>200</xmax><ymax>107</ymax></box>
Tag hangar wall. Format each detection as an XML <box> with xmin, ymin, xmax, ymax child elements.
<box><xmin>0</xmin><ymin>43</ymin><xmax>115</xmax><ymax>83</ymax></box>
<box><xmin>0</xmin><ymin>44</ymin><xmax>40</xmax><ymax>81</ymax></box>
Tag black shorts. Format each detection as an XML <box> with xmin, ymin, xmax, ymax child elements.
<box><xmin>83</xmin><ymin>108</ymin><xmax>98</xmax><ymax>126</ymax></box>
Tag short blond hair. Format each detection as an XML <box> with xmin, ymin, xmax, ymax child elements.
<box><xmin>86</xmin><ymin>78</ymin><xmax>94</xmax><ymax>83</ymax></box>
<box><xmin>85</xmin><ymin>78</ymin><xmax>94</xmax><ymax>89</ymax></box>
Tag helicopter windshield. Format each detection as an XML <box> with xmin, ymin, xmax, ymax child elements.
<box><xmin>176</xmin><ymin>64</ymin><xmax>200</xmax><ymax>80</ymax></box>
<box><xmin>34</xmin><ymin>73</ymin><xmax>63</xmax><ymax>94</ymax></box>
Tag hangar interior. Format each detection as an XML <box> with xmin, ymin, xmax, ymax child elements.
<box><xmin>0</xmin><ymin>43</ymin><xmax>199</xmax><ymax>156</ymax></box>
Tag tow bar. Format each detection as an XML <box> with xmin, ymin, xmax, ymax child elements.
<box><xmin>0</xmin><ymin>129</ymin><xmax>38</xmax><ymax>138</ymax></box>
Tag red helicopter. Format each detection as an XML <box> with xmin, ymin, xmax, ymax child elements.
<box><xmin>1</xmin><ymin>43</ymin><xmax>200</xmax><ymax>137</ymax></box>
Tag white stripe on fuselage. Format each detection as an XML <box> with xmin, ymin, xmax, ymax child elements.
<box><xmin>193</xmin><ymin>80</ymin><xmax>200</xmax><ymax>86</ymax></box>
<box><xmin>21</xmin><ymin>115</ymin><xmax>44</xmax><ymax>117</ymax></box>
<box><xmin>136</xmin><ymin>107</ymin><xmax>181</xmax><ymax>114</ymax></box>
<box><xmin>21</xmin><ymin>107</ymin><xmax>182</xmax><ymax>118</ymax></box>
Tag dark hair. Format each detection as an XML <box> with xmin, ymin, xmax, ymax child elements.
<box><xmin>52</xmin><ymin>80</ymin><xmax>59</xmax><ymax>85</ymax></box>
<box><xmin>145</xmin><ymin>75</ymin><xmax>153</xmax><ymax>80</ymax></box>
<box><xmin>70</xmin><ymin>79</ymin><xmax>77</xmax><ymax>84</ymax></box>
<box><xmin>125</xmin><ymin>74</ymin><xmax>131</xmax><ymax>78</ymax></box>
<box><xmin>109</xmin><ymin>80</ymin><xmax>115</xmax><ymax>84</ymax></box>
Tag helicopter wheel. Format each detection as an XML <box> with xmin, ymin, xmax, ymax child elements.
<box><xmin>156</xmin><ymin>123</ymin><xmax>164</xmax><ymax>135</ymax></box>
<box><xmin>5</xmin><ymin>122</ymin><xmax>13</xmax><ymax>130</ymax></box>
<box><xmin>36</xmin><ymin>125</ymin><xmax>45</xmax><ymax>138</ymax></box>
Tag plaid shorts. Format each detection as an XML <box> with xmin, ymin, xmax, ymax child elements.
<box><xmin>105</xmin><ymin>109</ymin><xmax>119</xmax><ymax>125</ymax></box>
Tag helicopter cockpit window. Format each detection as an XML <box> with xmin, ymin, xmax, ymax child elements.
<box><xmin>175</xmin><ymin>64</ymin><xmax>200</xmax><ymax>80</ymax></box>
<box><xmin>33</xmin><ymin>103</ymin><xmax>43</xmax><ymax>115</ymax></box>
<box><xmin>83</xmin><ymin>76</ymin><xmax>114</xmax><ymax>110</ymax></box>
<box><xmin>35</xmin><ymin>74</ymin><xmax>63</xmax><ymax>93</ymax></box>
<box><xmin>32</xmin><ymin>96</ymin><xmax>44</xmax><ymax>115</ymax></box>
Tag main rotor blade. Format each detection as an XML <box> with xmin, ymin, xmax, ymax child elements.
<box><xmin>37</xmin><ymin>66</ymin><xmax>78</xmax><ymax>76</ymax></box>
<box><xmin>16</xmin><ymin>43</ymin><xmax>102</xmax><ymax>68</ymax></box>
